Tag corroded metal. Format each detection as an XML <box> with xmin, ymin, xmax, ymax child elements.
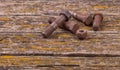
<box><xmin>93</xmin><ymin>13</ymin><xmax>103</xmax><ymax>31</ymax></box>
<box><xmin>42</xmin><ymin>10</ymin><xmax>71</xmax><ymax>38</ymax></box>
<box><xmin>75</xmin><ymin>29</ymin><xmax>87</xmax><ymax>40</ymax></box>
<box><xmin>48</xmin><ymin>17</ymin><xmax>79</xmax><ymax>34</ymax></box>
<box><xmin>70</xmin><ymin>11</ymin><xmax>94</xmax><ymax>26</ymax></box>
<box><xmin>65</xmin><ymin>21</ymin><xmax>80</xmax><ymax>34</ymax></box>
<box><xmin>48</xmin><ymin>17</ymin><xmax>87</xmax><ymax>39</ymax></box>
<box><xmin>70</xmin><ymin>11</ymin><xmax>103</xmax><ymax>31</ymax></box>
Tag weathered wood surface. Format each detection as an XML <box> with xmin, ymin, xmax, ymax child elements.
<box><xmin>0</xmin><ymin>0</ymin><xmax>120</xmax><ymax>70</ymax></box>
<box><xmin>0</xmin><ymin>56</ymin><xmax>120</xmax><ymax>70</ymax></box>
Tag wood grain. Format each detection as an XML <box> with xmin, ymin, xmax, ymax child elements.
<box><xmin>0</xmin><ymin>0</ymin><xmax>119</xmax><ymax>69</ymax></box>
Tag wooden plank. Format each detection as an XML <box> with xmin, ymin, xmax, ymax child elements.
<box><xmin>0</xmin><ymin>31</ymin><xmax>119</xmax><ymax>56</ymax></box>
<box><xmin>0</xmin><ymin>56</ymin><xmax>82</xmax><ymax>66</ymax></box>
<box><xmin>0</xmin><ymin>0</ymin><xmax>119</xmax><ymax>15</ymax></box>
<box><xmin>0</xmin><ymin>56</ymin><xmax>119</xmax><ymax>67</ymax></box>
<box><xmin>0</xmin><ymin>56</ymin><xmax>119</xmax><ymax>69</ymax></box>
<box><xmin>0</xmin><ymin>66</ymin><xmax>120</xmax><ymax>70</ymax></box>
<box><xmin>0</xmin><ymin>66</ymin><xmax>82</xmax><ymax>70</ymax></box>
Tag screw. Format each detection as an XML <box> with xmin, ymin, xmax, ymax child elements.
<box><xmin>42</xmin><ymin>10</ymin><xmax>71</xmax><ymax>38</ymax></box>
<box><xmin>48</xmin><ymin>17</ymin><xmax>87</xmax><ymax>39</ymax></box>
<box><xmin>92</xmin><ymin>13</ymin><xmax>103</xmax><ymax>31</ymax></box>
<box><xmin>70</xmin><ymin>11</ymin><xmax>94</xmax><ymax>26</ymax></box>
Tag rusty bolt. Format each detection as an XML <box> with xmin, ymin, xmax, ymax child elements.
<box><xmin>92</xmin><ymin>13</ymin><xmax>103</xmax><ymax>31</ymax></box>
<box><xmin>48</xmin><ymin>17</ymin><xmax>79</xmax><ymax>34</ymax></box>
<box><xmin>70</xmin><ymin>11</ymin><xmax>94</xmax><ymax>26</ymax></box>
<box><xmin>42</xmin><ymin>10</ymin><xmax>71</xmax><ymax>38</ymax></box>
<box><xmin>48</xmin><ymin>17</ymin><xmax>87</xmax><ymax>39</ymax></box>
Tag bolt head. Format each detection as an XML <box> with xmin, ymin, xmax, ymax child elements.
<box><xmin>60</xmin><ymin>10</ymin><xmax>71</xmax><ymax>21</ymax></box>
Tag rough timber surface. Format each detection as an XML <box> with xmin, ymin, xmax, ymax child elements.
<box><xmin>0</xmin><ymin>0</ymin><xmax>120</xmax><ymax>70</ymax></box>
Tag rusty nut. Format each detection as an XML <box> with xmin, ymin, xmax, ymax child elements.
<box><xmin>75</xmin><ymin>29</ymin><xmax>87</xmax><ymax>40</ymax></box>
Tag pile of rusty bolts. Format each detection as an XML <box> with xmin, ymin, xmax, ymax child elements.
<box><xmin>42</xmin><ymin>10</ymin><xmax>103</xmax><ymax>40</ymax></box>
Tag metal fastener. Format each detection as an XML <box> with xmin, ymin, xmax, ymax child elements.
<box><xmin>75</xmin><ymin>29</ymin><xmax>87</xmax><ymax>40</ymax></box>
<box><xmin>42</xmin><ymin>10</ymin><xmax>71</xmax><ymax>38</ymax></box>
<box><xmin>48</xmin><ymin>17</ymin><xmax>87</xmax><ymax>39</ymax></box>
<box><xmin>70</xmin><ymin>11</ymin><xmax>93</xmax><ymax>26</ymax></box>
<box><xmin>48</xmin><ymin>17</ymin><xmax>79</xmax><ymax>34</ymax></box>
<box><xmin>92</xmin><ymin>13</ymin><xmax>103</xmax><ymax>31</ymax></box>
<box><xmin>65</xmin><ymin>21</ymin><xmax>80</xmax><ymax>34</ymax></box>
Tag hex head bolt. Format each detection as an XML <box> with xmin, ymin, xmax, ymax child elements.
<box><xmin>93</xmin><ymin>13</ymin><xmax>103</xmax><ymax>31</ymax></box>
<box><xmin>70</xmin><ymin>11</ymin><xmax>94</xmax><ymax>26</ymax></box>
<box><xmin>42</xmin><ymin>10</ymin><xmax>71</xmax><ymax>38</ymax></box>
<box><xmin>48</xmin><ymin>17</ymin><xmax>87</xmax><ymax>39</ymax></box>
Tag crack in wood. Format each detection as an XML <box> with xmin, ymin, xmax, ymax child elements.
<box><xmin>36</xmin><ymin>64</ymin><xmax>79</xmax><ymax>67</ymax></box>
<box><xmin>0</xmin><ymin>52</ymin><xmax>120</xmax><ymax>57</ymax></box>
